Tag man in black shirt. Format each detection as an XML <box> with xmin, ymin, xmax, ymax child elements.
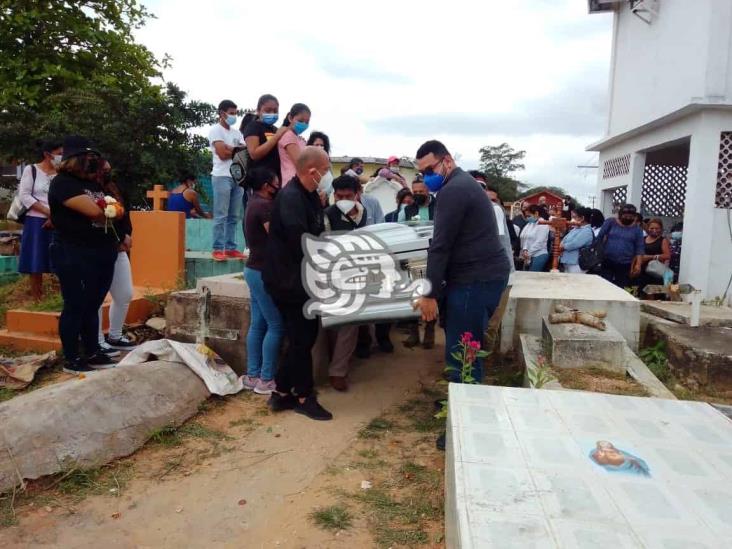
<box><xmin>263</xmin><ymin>146</ymin><xmax>332</xmax><ymax>420</ymax></box>
<box><xmin>414</xmin><ymin>140</ymin><xmax>510</xmax><ymax>384</ymax></box>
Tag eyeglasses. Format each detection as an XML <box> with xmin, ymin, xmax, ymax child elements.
<box><xmin>421</xmin><ymin>157</ymin><xmax>444</xmax><ymax>176</ymax></box>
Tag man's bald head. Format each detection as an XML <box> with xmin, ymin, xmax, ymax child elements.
<box><xmin>296</xmin><ymin>146</ymin><xmax>330</xmax><ymax>191</ymax></box>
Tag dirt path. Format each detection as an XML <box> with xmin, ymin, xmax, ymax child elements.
<box><xmin>1</xmin><ymin>333</ymin><xmax>445</xmax><ymax>548</ymax></box>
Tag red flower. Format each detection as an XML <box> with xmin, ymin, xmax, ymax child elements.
<box><xmin>469</xmin><ymin>340</ymin><xmax>480</xmax><ymax>350</ymax></box>
<box><xmin>460</xmin><ymin>332</ymin><xmax>473</xmax><ymax>343</ymax></box>
<box><xmin>96</xmin><ymin>198</ymin><xmax>106</xmax><ymax>209</ymax></box>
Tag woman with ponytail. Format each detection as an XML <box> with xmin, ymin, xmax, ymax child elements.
<box><xmin>278</xmin><ymin>103</ymin><xmax>311</xmax><ymax>186</ymax></box>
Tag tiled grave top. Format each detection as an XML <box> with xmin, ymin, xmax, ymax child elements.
<box><xmin>446</xmin><ymin>384</ymin><xmax>732</xmax><ymax>548</ymax></box>
<box><xmin>508</xmin><ymin>271</ymin><xmax>638</xmax><ymax>302</ymax></box>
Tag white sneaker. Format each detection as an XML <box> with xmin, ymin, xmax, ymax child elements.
<box><xmin>254</xmin><ymin>379</ymin><xmax>276</xmax><ymax>395</ymax></box>
<box><xmin>241</xmin><ymin>375</ymin><xmax>260</xmax><ymax>391</ymax></box>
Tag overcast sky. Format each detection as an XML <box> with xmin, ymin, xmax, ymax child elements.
<box><xmin>138</xmin><ymin>0</ymin><xmax>613</xmax><ymax>202</ymax></box>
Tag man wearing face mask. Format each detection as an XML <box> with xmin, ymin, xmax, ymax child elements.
<box><xmin>208</xmin><ymin>99</ymin><xmax>246</xmax><ymax>262</ymax></box>
<box><xmin>397</xmin><ymin>177</ymin><xmax>434</xmax><ymax>222</ymax></box>
<box><xmin>263</xmin><ymin>146</ymin><xmax>333</xmax><ymax>420</ymax></box>
<box><xmin>317</xmin><ymin>175</ymin><xmax>370</xmax><ymax>391</ymax></box>
<box><xmin>596</xmin><ymin>203</ymin><xmax>645</xmax><ymax>288</ymax></box>
<box><xmin>414</xmin><ymin>140</ymin><xmax>510</xmax><ymax>387</ymax></box>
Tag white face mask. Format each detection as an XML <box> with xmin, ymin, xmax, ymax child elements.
<box><xmin>336</xmin><ymin>199</ymin><xmax>356</xmax><ymax>215</ymax></box>
<box><xmin>389</xmin><ymin>166</ymin><xmax>400</xmax><ymax>173</ymax></box>
<box><xmin>317</xmin><ymin>169</ymin><xmax>334</xmax><ymax>195</ymax></box>
<box><xmin>52</xmin><ymin>154</ymin><xmax>62</xmax><ymax>168</ymax></box>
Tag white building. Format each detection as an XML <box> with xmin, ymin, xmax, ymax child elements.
<box><xmin>588</xmin><ymin>0</ymin><xmax>732</xmax><ymax>301</ymax></box>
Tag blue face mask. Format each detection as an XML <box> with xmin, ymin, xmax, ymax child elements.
<box><xmin>293</xmin><ymin>120</ymin><xmax>309</xmax><ymax>135</ymax></box>
<box><xmin>423</xmin><ymin>173</ymin><xmax>445</xmax><ymax>192</ymax></box>
<box><xmin>262</xmin><ymin>113</ymin><xmax>278</xmax><ymax>125</ymax></box>
<box><xmin>527</xmin><ymin>216</ymin><xmax>538</xmax><ymax>224</ymax></box>
<box><xmin>225</xmin><ymin>114</ymin><xmax>237</xmax><ymax>126</ymax></box>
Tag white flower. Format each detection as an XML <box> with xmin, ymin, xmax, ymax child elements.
<box><xmin>104</xmin><ymin>195</ymin><xmax>117</xmax><ymax>204</ymax></box>
<box><xmin>411</xmin><ymin>215</ymin><xmax>420</xmax><ymax>221</ymax></box>
<box><xmin>104</xmin><ymin>205</ymin><xmax>118</xmax><ymax>218</ymax></box>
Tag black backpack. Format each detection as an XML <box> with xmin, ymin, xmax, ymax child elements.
<box><xmin>229</xmin><ymin>146</ymin><xmax>251</xmax><ymax>187</ymax></box>
<box><xmin>579</xmin><ymin>231</ymin><xmax>605</xmax><ymax>272</ymax></box>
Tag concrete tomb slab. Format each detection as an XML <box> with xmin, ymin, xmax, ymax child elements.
<box><xmin>0</xmin><ymin>361</ymin><xmax>209</xmax><ymax>493</ymax></box>
<box><xmin>542</xmin><ymin>317</ymin><xmax>626</xmax><ymax>373</ymax></box>
<box><xmin>501</xmin><ymin>272</ymin><xmax>640</xmax><ymax>354</ymax></box>
<box><xmin>445</xmin><ymin>383</ymin><xmax>732</xmax><ymax>548</ymax></box>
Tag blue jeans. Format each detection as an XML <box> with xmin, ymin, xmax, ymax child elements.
<box><xmin>244</xmin><ymin>267</ymin><xmax>284</xmax><ymax>381</ymax></box>
<box><xmin>529</xmin><ymin>253</ymin><xmax>549</xmax><ymax>272</ymax></box>
<box><xmin>212</xmin><ymin>175</ymin><xmax>243</xmax><ymax>251</ymax></box>
<box><xmin>444</xmin><ymin>278</ymin><xmax>508</xmax><ymax>383</ymax></box>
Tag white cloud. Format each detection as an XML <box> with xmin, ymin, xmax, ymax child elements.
<box><xmin>138</xmin><ymin>0</ymin><xmax>612</xmax><ymax>202</ymax></box>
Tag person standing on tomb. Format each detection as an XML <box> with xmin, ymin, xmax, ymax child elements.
<box><xmin>167</xmin><ymin>173</ymin><xmax>212</xmax><ymax>219</ymax></box>
<box><xmin>241</xmin><ymin>94</ymin><xmax>287</xmax><ymax>183</ymax></box>
<box><xmin>378</xmin><ymin>156</ymin><xmax>408</xmax><ymax>188</ymax></box>
<box><xmin>278</xmin><ymin>103</ymin><xmax>312</xmax><ymax>187</ymax></box>
<box><xmin>241</xmin><ymin>167</ymin><xmax>284</xmax><ymax>396</ymax></box>
<box><xmin>209</xmin><ymin>99</ymin><xmax>246</xmax><ymax>262</ymax></box>
<box><xmin>95</xmin><ymin>160</ymin><xmax>136</xmax><ymax>352</ymax></box>
<box><xmin>48</xmin><ymin>136</ymin><xmax>120</xmax><ymax>374</ymax></box>
<box><xmin>596</xmin><ymin>203</ymin><xmax>645</xmax><ymax>288</ymax></box>
<box><xmin>559</xmin><ymin>207</ymin><xmax>594</xmax><ymax>273</ymax></box>
<box><xmin>17</xmin><ymin>138</ymin><xmax>63</xmax><ymax>301</ymax></box>
<box><xmin>263</xmin><ymin>146</ymin><xmax>333</xmax><ymax>420</ymax></box>
<box><xmin>413</xmin><ymin>140</ymin><xmax>510</xmax><ymax>386</ymax></box>
<box><xmin>307</xmin><ymin>131</ymin><xmax>331</xmax><ymax>154</ymax></box>
<box><xmin>385</xmin><ymin>187</ymin><xmax>414</xmax><ymax>222</ymax></box>
<box><xmin>520</xmin><ymin>205</ymin><xmax>551</xmax><ymax>272</ymax></box>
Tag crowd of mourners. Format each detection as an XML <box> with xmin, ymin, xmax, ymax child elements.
<box><xmin>12</xmin><ymin>94</ymin><xmax>685</xmax><ymax>439</ymax></box>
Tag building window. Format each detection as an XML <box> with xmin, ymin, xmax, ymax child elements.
<box><xmin>602</xmin><ymin>154</ymin><xmax>631</xmax><ymax>180</ymax></box>
<box><xmin>641</xmin><ymin>165</ymin><xmax>687</xmax><ymax>217</ymax></box>
<box><xmin>612</xmin><ymin>186</ymin><xmax>628</xmax><ymax>212</ymax></box>
<box><xmin>716</xmin><ymin>132</ymin><xmax>732</xmax><ymax>208</ymax></box>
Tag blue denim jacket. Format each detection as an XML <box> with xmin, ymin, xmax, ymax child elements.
<box><xmin>560</xmin><ymin>225</ymin><xmax>594</xmax><ymax>265</ymax></box>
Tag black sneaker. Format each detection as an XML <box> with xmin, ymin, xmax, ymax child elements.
<box><xmin>268</xmin><ymin>392</ymin><xmax>297</xmax><ymax>412</ymax></box>
<box><xmin>378</xmin><ymin>338</ymin><xmax>394</xmax><ymax>353</ymax></box>
<box><xmin>62</xmin><ymin>360</ymin><xmax>97</xmax><ymax>375</ymax></box>
<box><xmin>97</xmin><ymin>343</ymin><xmax>121</xmax><ymax>358</ymax></box>
<box><xmin>294</xmin><ymin>395</ymin><xmax>333</xmax><ymax>421</ymax></box>
<box><xmin>86</xmin><ymin>353</ymin><xmax>116</xmax><ymax>369</ymax></box>
<box><xmin>436</xmin><ymin>432</ymin><xmax>446</xmax><ymax>451</ymax></box>
<box><xmin>106</xmin><ymin>335</ymin><xmax>138</xmax><ymax>349</ymax></box>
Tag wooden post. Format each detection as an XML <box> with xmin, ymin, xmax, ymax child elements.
<box><xmin>549</xmin><ymin>218</ymin><xmax>568</xmax><ymax>272</ymax></box>
<box><xmin>146</xmin><ymin>184</ymin><xmax>169</xmax><ymax>211</ymax></box>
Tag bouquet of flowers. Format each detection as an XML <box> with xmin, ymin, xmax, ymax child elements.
<box><xmin>96</xmin><ymin>195</ymin><xmax>124</xmax><ymax>236</ymax></box>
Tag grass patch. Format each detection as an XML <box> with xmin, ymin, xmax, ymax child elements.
<box><xmin>148</xmin><ymin>422</ymin><xmax>232</xmax><ymax>447</ymax></box>
<box><xmin>639</xmin><ymin>341</ymin><xmax>670</xmax><ymax>382</ymax></box>
<box><xmin>358</xmin><ymin>417</ymin><xmax>394</xmax><ymax>439</ymax></box>
<box><xmin>0</xmin><ymin>388</ymin><xmax>16</xmax><ymax>402</ymax></box>
<box><xmin>55</xmin><ymin>463</ymin><xmax>132</xmax><ymax>500</ymax></box>
<box><xmin>553</xmin><ymin>366</ymin><xmax>648</xmax><ymax>397</ymax></box>
<box><xmin>357</xmin><ymin>449</ymin><xmax>379</xmax><ymax>459</ymax></box>
<box><xmin>229</xmin><ymin>417</ymin><xmax>257</xmax><ymax>428</ymax></box>
<box><xmin>397</xmin><ymin>461</ymin><xmax>439</xmax><ymax>489</ymax></box>
<box><xmin>25</xmin><ymin>292</ymin><xmax>64</xmax><ymax>312</ymax></box>
<box><xmin>310</xmin><ymin>504</ymin><xmax>353</xmax><ymax>531</ymax></box>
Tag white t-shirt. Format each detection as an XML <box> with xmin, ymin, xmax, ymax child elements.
<box><xmin>208</xmin><ymin>123</ymin><xmax>243</xmax><ymax>177</ymax></box>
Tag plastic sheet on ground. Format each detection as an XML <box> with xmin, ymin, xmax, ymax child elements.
<box><xmin>0</xmin><ymin>352</ymin><xmax>56</xmax><ymax>390</ymax></box>
<box><xmin>118</xmin><ymin>339</ymin><xmax>243</xmax><ymax>395</ymax></box>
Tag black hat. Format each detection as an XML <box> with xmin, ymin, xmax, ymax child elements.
<box><xmin>62</xmin><ymin>135</ymin><xmax>99</xmax><ymax>160</ymax></box>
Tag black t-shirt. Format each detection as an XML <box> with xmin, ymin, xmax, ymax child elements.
<box><xmin>242</xmin><ymin>120</ymin><xmax>281</xmax><ymax>182</ymax></box>
<box><xmin>49</xmin><ymin>173</ymin><xmax>118</xmax><ymax>248</ymax></box>
<box><xmin>245</xmin><ymin>193</ymin><xmax>273</xmax><ymax>271</ymax></box>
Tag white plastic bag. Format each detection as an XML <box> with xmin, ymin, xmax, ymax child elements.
<box><xmin>117</xmin><ymin>339</ymin><xmax>244</xmax><ymax>395</ymax></box>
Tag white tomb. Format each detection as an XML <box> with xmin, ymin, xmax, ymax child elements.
<box><xmin>446</xmin><ymin>383</ymin><xmax>732</xmax><ymax>548</ymax></box>
<box><xmin>500</xmin><ymin>271</ymin><xmax>640</xmax><ymax>354</ymax></box>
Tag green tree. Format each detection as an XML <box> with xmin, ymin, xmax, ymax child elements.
<box><xmin>478</xmin><ymin>142</ymin><xmax>529</xmax><ymax>201</ymax></box>
<box><xmin>0</xmin><ymin>0</ymin><xmax>214</xmax><ymax>203</ymax></box>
